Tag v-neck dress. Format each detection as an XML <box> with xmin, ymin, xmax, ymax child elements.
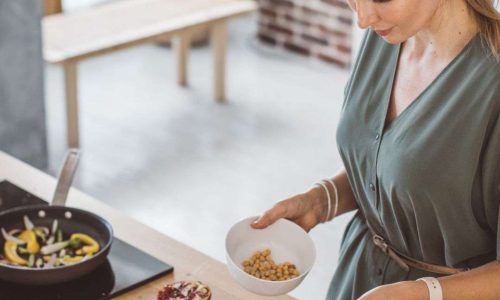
<box><xmin>327</xmin><ymin>30</ymin><xmax>500</xmax><ymax>299</ymax></box>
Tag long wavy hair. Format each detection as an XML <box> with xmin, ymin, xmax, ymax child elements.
<box><xmin>465</xmin><ymin>0</ymin><xmax>500</xmax><ymax>60</ymax></box>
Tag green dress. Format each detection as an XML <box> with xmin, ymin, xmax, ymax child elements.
<box><xmin>327</xmin><ymin>30</ymin><xmax>500</xmax><ymax>299</ymax></box>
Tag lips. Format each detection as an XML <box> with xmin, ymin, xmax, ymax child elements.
<box><xmin>375</xmin><ymin>27</ymin><xmax>393</xmax><ymax>37</ymax></box>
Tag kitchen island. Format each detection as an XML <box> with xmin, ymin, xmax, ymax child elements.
<box><xmin>0</xmin><ymin>151</ymin><xmax>295</xmax><ymax>299</ymax></box>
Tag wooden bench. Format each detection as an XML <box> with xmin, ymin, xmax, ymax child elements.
<box><xmin>42</xmin><ymin>0</ymin><xmax>256</xmax><ymax>147</ymax></box>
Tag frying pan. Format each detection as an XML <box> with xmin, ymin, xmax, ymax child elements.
<box><xmin>0</xmin><ymin>149</ymin><xmax>113</xmax><ymax>285</ymax></box>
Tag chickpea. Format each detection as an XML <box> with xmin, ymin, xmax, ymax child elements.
<box><xmin>241</xmin><ymin>249</ymin><xmax>301</xmax><ymax>281</ymax></box>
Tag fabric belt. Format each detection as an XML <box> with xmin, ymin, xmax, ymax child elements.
<box><xmin>365</xmin><ymin>219</ymin><xmax>468</xmax><ymax>275</ymax></box>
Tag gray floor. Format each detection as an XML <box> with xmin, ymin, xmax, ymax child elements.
<box><xmin>44</xmin><ymin>14</ymin><xmax>353</xmax><ymax>300</ymax></box>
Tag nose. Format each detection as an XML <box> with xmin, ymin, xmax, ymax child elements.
<box><xmin>356</xmin><ymin>1</ymin><xmax>379</xmax><ymax>29</ymax></box>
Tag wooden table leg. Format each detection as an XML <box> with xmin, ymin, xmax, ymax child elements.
<box><xmin>63</xmin><ymin>61</ymin><xmax>80</xmax><ymax>148</ymax></box>
<box><xmin>210</xmin><ymin>21</ymin><xmax>227</xmax><ymax>103</ymax></box>
<box><xmin>173</xmin><ymin>34</ymin><xmax>190</xmax><ymax>86</ymax></box>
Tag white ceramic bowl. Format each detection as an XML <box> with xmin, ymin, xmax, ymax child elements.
<box><xmin>225</xmin><ymin>216</ymin><xmax>316</xmax><ymax>296</ymax></box>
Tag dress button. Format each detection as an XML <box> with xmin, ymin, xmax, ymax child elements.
<box><xmin>369</xmin><ymin>183</ymin><xmax>375</xmax><ymax>191</ymax></box>
<box><xmin>375</xmin><ymin>134</ymin><xmax>380</xmax><ymax>140</ymax></box>
<box><xmin>377</xmin><ymin>268</ymin><xmax>383</xmax><ymax>276</ymax></box>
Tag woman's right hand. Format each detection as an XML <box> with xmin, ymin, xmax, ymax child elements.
<box><xmin>250</xmin><ymin>187</ymin><xmax>326</xmax><ymax>232</ymax></box>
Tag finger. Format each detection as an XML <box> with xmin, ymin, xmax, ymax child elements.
<box><xmin>251</xmin><ymin>201</ymin><xmax>288</xmax><ymax>229</ymax></box>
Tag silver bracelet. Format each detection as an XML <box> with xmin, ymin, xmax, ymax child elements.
<box><xmin>314</xmin><ymin>180</ymin><xmax>331</xmax><ymax>223</ymax></box>
<box><xmin>325</xmin><ymin>178</ymin><xmax>339</xmax><ymax>219</ymax></box>
<box><xmin>417</xmin><ymin>277</ymin><xmax>443</xmax><ymax>300</ymax></box>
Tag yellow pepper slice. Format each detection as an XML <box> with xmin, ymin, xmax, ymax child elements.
<box><xmin>4</xmin><ymin>240</ymin><xmax>28</xmax><ymax>265</ymax></box>
<box><xmin>62</xmin><ymin>255</ymin><xmax>84</xmax><ymax>264</ymax></box>
<box><xmin>18</xmin><ymin>230</ymin><xmax>40</xmax><ymax>254</ymax></box>
<box><xmin>70</xmin><ymin>233</ymin><xmax>99</xmax><ymax>255</ymax></box>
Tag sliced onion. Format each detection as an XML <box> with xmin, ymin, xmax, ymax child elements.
<box><xmin>41</xmin><ymin>241</ymin><xmax>68</xmax><ymax>255</ymax></box>
<box><xmin>44</xmin><ymin>254</ymin><xmax>57</xmax><ymax>268</ymax></box>
<box><xmin>35</xmin><ymin>258</ymin><xmax>43</xmax><ymax>268</ymax></box>
<box><xmin>23</xmin><ymin>215</ymin><xmax>34</xmax><ymax>230</ymax></box>
<box><xmin>59</xmin><ymin>249</ymin><xmax>66</xmax><ymax>258</ymax></box>
<box><xmin>1</xmin><ymin>228</ymin><xmax>26</xmax><ymax>245</ymax></box>
<box><xmin>46</xmin><ymin>236</ymin><xmax>55</xmax><ymax>245</ymax></box>
<box><xmin>8</xmin><ymin>229</ymin><xmax>21</xmax><ymax>236</ymax></box>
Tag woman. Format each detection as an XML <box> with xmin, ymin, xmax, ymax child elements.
<box><xmin>251</xmin><ymin>0</ymin><xmax>500</xmax><ymax>299</ymax></box>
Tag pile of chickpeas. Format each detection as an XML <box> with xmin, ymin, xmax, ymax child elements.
<box><xmin>241</xmin><ymin>249</ymin><xmax>300</xmax><ymax>281</ymax></box>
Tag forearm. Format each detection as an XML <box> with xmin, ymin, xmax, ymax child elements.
<box><xmin>437</xmin><ymin>260</ymin><xmax>500</xmax><ymax>299</ymax></box>
<box><xmin>360</xmin><ymin>261</ymin><xmax>500</xmax><ymax>300</ymax></box>
<box><xmin>308</xmin><ymin>168</ymin><xmax>358</xmax><ymax>222</ymax></box>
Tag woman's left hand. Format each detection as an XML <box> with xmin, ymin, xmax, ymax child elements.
<box><xmin>357</xmin><ymin>281</ymin><xmax>428</xmax><ymax>300</ymax></box>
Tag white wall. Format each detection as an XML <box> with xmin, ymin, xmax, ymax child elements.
<box><xmin>351</xmin><ymin>18</ymin><xmax>364</xmax><ymax>64</ymax></box>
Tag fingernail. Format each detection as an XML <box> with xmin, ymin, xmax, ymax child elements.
<box><xmin>252</xmin><ymin>217</ymin><xmax>261</xmax><ymax>224</ymax></box>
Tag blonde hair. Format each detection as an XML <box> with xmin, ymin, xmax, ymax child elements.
<box><xmin>465</xmin><ymin>0</ymin><xmax>500</xmax><ymax>60</ymax></box>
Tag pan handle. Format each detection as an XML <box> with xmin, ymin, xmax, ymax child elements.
<box><xmin>51</xmin><ymin>148</ymin><xmax>81</xmax><ymax>206</ymax></box>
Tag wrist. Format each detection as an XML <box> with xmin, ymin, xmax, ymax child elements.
<box><xmin>386</xmin><ymin>281</ymin><xmax>429</xmax><ymax>300</ymax></box>
<box><xmin>305</xmin><ymin>186</ymin><xmax>327</xmax><ymax>223</ymax></box>
<box><xmin>359</xmin><ymin>280</ymin><xmax>430</xmax><ymax>300</ymax></box>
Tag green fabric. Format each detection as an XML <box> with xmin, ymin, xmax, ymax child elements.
<box><xmin>327</xmin><ymin>30</ymin><xmax>500</xmax><ymax>300</ymax></box>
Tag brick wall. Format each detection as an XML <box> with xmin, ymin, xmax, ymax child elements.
<box><xmin>257</xmin><ymin>0</ymin><xmax>353</xmax><ymax>68</ymax></box>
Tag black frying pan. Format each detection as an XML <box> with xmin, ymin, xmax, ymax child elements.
<box><xmin>0</xmin><ymin>149</ymin><xmax>113</xmax><ymax>285</ymax></box>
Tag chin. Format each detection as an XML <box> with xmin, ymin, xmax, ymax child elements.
<box><xmin>378</xmin><ymin>32</ymin><xmax>406</xmax><ymax>45</ymax></box>
<box><xmin>380</xmin><ymin>36</ymin><xmax>401</xmax><ymax>44</ymax></box>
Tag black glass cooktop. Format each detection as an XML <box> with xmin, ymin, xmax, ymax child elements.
<box><xmin>0</xmin><ymin>180</ymin><xmax>173</xmax><ymax>300</ymax></box>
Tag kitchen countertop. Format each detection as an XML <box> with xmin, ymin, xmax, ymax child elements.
<box><xmin>0</xmin><ymin>151</ymin><xmax>295</xmax><ymax>300</ymax></box>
